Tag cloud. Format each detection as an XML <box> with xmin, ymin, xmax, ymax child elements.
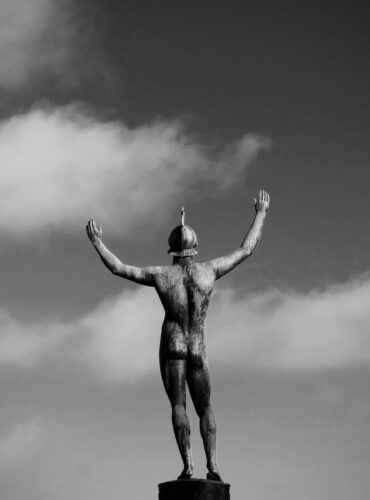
<box><xmin>0</xmin><ymin>308</ymin><xmax>71</xmax><ymax>367</ymax></box>
<box><xmin>78</xmin><ymin>290</ymin><xmax>162</xmax><ymax>382</ymax></box>
<box><xmin>0</xmin><ymin>289</ymin><xmax>160</xmax><ymax>380</ymax></box>
<box><xmin>0</xmin><ymin>419</ymin><xmax>43</xmax><ymax>462</ymax></box>
<box><xmin>0</xmin><ymin>104</ymin><xmax>270</xmax><ymax>239</ymax></box>
<box><xmin>0</xmin><ymin>273</ymin><xmax>370</xmax><ymax>379</ymax></box>
<box><xmin>210</xmin><ymin>133</ymin><xmax>272</xmax><ymax>189</ymax></box>
<box><xmin>0</xmin><ymin>0</ymin><xmax>73</xmax><ymax>89</ymax></box>
<box><xmin>80</xmin><ymin>274</ymin><xmax>370</xmax><ymax>378</ymax></box>
<box><xmin>207</xmin><ymin>275</ymin><xmax>370</xmax><ymax>372</ymax></box>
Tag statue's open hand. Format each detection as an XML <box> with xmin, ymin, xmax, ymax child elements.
<box><xmin>86</xmin><ymin>219</ymin><xmax>103</xmax><ymax>244</ymax></box>
<box><xmin>254</xmin><ymin>190</ymin><xmax>270</xmax><ymax>214</ymax></box>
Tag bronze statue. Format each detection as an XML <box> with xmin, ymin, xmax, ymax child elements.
<box><xmin>86</xmin><ymin>190</ymin><xmax>270</xmax><ymax>481</ymax></box>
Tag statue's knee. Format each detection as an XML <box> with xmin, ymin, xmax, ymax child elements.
<box><xmin>172</xmin><ymin>404</ymin><xmax>189</xmax><ymax>429</ymax></box>
<box><xmin>173</xmin><ymin>403</ymin><xmax>186</xmax><ymax>414</ymax></box>
<box><xmin>206</xmin><ymin>418</ymin><xmax>216</xmax><ymax>435</ymax></box>
<box><xmin>208</xmin><ymin>420</ymin><xmax>217</xmax><ymax>435</ymax></box>
<box><xmin>200</xmin><ymin>406</ymin><xmax>216</xmax><ymax>434</ymax></box>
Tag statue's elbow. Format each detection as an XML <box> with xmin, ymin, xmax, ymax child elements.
<box><xmin>246</xmin><ymin>237</ymin><xmax>260</xmax><ymax>257</ymax></box>
<box><xmin>243</xmin><ymin>245</ymin><xmax>254</xmax><ymax>257</ymax></box>
<box><xmin>110</xmin><ymin>265</ymin><xmax>120</xmax><ymax>276</ymax></box>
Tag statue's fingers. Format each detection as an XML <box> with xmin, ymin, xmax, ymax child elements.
<box><xmin>90</xmin><ymin>220</ymin><xmax>96</xmax><ymax>235</ymax></box>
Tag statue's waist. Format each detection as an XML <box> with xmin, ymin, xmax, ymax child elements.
<box><xmin>161</xmin><ymin>318</ymin><xmax>205</xmax><ymax>338</ymax></box>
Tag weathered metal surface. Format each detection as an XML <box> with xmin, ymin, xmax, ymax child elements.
<box><xmin>86</xmin><ymin>190</ymin><xmax>270</xmax><ymax>480</ymax></box>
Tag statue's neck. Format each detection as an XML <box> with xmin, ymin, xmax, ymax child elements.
<box><xmin>173</xmin><ymin>256</ymin><xmax>194</xmax><ymax>267</ymax></box>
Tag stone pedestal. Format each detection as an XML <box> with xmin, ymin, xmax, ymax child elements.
<box><xmin>158</xmin><ymin>479</ymin><xmax>230</xmax><ymax>500</ymax></box>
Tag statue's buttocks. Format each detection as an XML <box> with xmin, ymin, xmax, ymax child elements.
<box><xmin>155</xmin><ymin>263</ymin><xmax>215</xmax><ymax>365</ymax></box>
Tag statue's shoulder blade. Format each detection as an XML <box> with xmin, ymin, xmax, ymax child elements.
<box><xmin>154</xmin><ymin>265</ymin><xmax>181</xmax><ymax>288</ymax></box>
<box><xmin>188</xmin><ymin>263</ymin><xmax>215</xmax><ymax>290</ymax></box>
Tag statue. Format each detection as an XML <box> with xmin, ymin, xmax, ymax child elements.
<box><xmin>86</xmin><ymin>190</ymin><xmax>270</xmax><ymax>481</ymax></box>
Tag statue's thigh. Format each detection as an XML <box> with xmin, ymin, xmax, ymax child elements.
<box><xmin>160</xmin><ymin>359</ymin><xmax>187</xmax><ymax>406</ymax></box>
<box><xmin>186</xmin><ymin>363</ymin><xmax>211</xmax><ymax>416</ymax></box>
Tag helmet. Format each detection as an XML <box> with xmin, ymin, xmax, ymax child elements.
<box><xmin>168</xmin><ymin>207</ymin><xmax>198</xmax><ymax>257</ymax></box>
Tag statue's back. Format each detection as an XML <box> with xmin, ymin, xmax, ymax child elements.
<box><xmin>155</xmin><ymin>262</ymin><xmax>215</xmax><ymax>340</ymax></box>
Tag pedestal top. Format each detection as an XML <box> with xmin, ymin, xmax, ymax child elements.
<box><xmin>158</xmin><ymin>478</ymin><xmax>230</xmax><ymax>500</ymax></box>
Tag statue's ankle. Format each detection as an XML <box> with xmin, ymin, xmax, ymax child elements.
<box><xmin>178</xmin><ymin>464</ymin><xmax>193</xmax><ymax>479</ymax></box>
<box><xmin>207</xmin><ymin>461</ymin><xmax>218</xmax><ymax>472</ymax></box>
<box><xmin>206</xmin><ymin>464</ymin><xmax>222</xmax><ymax>481</ymax></box>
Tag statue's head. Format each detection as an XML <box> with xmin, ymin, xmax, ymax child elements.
<box><xmin>168</xmin><ymin>207</ymin><xmax>198</xmax><ymax>257</ymax></box>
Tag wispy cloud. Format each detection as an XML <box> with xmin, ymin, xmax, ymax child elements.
<box><xmin>0</xmin><ymin>104</ymin><xmax>270</xmax><ymax>239</ymax></box>
<box><xmin>0</xmin><ymin>273</ymin><xmax>369</xmax><ymax>379</ymax></box>
<box><xmin>0</xmin><ymin>0</ymin><xmax>74</xmax><ymax>89</ymax></box>
<box><xmin>0</xmin><ymin>308</ymin><xmax>71</xmax><ymax>367</ymax></box>
<box><xmin>210</xmin><ymin>133</ymin><xmax>272</xmax><ymax>189</ymax></box>
<box><xmin>0</xmin><ymin>419</ymin><xmax>43</xmax><ymax>462</ymax></box>
<box><xmin>81</xmin><ymin>273</ymin><xmax>370</xmax><ymax>377</ymax></box>
<box><xmin>207</xmin><ymin>274</ymin><xmax>370</xmax><ymax>372</ymax></box>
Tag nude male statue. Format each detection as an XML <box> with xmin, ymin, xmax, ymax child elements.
<box><xmin>86</xmin><ymin>190</ymin><xmax>270</xmax><ymax>481</ymax></box>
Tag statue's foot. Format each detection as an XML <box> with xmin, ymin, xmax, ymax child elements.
<box><xmin>206</xmin><ymin>469</ymin><xmax>222</xmax><ymax>481</ymax></box>
<box><xmin>177</xmin><ymin>465</ymin><xmax>193</xmax><ymax>479</ymax></box>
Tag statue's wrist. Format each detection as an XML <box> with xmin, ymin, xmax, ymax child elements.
<box><xmin>256</xmin><ymin>209</ymin><xmax>267</xmax><ymax>218</ymax></box>
<box><xmin>93</xmin><ymin>237</ymin><xmax>103</xmax><ymax>248</ymax></box>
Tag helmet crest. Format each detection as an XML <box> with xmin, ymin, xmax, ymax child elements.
<box><xmin>168</xmin><ymin>207</ymin><xmax>198</xmax><ymax>257</ymax></box>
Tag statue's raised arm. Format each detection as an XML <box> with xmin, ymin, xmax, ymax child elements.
<box><xmin>86</xmin><ymin>219</ymin><xmax>159</xmax><ymax>286</ymax></box>
<box><xmin>207</xmin><ymin>190</ymin><xmax>270</xmax><ymax>280</ymax></box>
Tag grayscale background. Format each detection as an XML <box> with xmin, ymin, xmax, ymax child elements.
<box><xmin>0</xmin><ymin>1</ymin><xmax>369</xmax><ymax>499</ymax></box>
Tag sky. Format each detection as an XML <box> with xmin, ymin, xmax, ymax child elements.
<box><xmin>0</xmin><ymin>1</ymin><xmax>369</xmax><ymax>499</ymax></box>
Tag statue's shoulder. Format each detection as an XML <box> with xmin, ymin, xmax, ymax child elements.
<box><xmin>190</xmin><ymin>262</ymin><xmax>214</xmax><ymax>278</ymax></box>
<box><xmin>193</xmin><ymin>260</ymin><xmax>213</xmax><ymax>270</ymax></box>
<box><xmin>155</xmin><ymin>265</ymin><xmax>181</xmax><ymax>282</ymax></box>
